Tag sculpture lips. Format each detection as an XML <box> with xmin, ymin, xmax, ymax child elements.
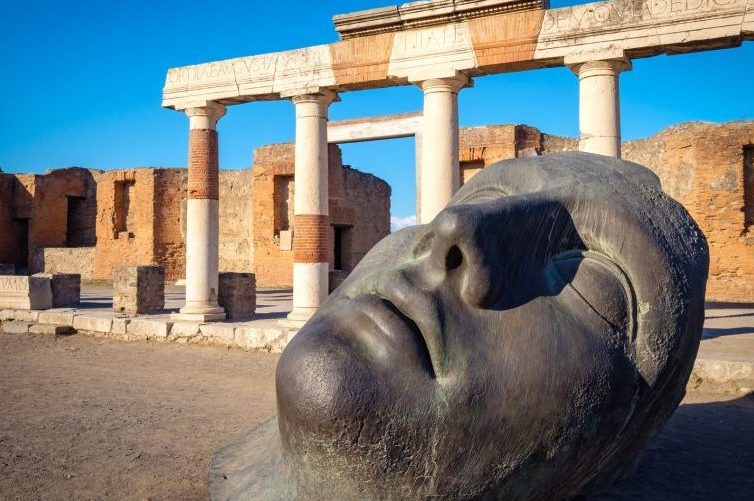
<box><xmin>350</xmin><ymin>294</ymin><xmax>436</xmax><ymax>378</ymax></box>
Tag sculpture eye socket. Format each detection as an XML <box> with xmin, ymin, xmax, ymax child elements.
<box><xmin>549</xmin><ymin>251</ymin><xmax>631</xmax><ymax>332</ymax></box>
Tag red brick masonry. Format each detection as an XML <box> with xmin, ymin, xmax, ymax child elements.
<box><xmin>293</xmin><ymin>214</ymin><xmax>329</xmax><ymax>263</ymax></box>
<box><xmin>188</xmin><ymin>129</ymin><xmax>219</xmax><ymax>200</ymax></box>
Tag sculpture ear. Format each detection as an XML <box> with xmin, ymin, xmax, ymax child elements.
<box><xmin>550</xmin><ymin>251</ymin><xmax>632</xmax><ymax>333</ymax></box>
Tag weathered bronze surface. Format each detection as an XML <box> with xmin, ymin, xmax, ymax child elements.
<box><xmin>211</xmin><ymin>153</ymin><xmax>709</xmax><ymax>500</ymax></box>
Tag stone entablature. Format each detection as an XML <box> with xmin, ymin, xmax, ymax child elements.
<box><xmin>162</xmin><ymin>0</ymin><xmax>753</xmax><ymax>107</ymax></box>
<box><xmin>333</xmin><ymin>0</ymin><xmax>547</xmax><ymax>40</ymax></box>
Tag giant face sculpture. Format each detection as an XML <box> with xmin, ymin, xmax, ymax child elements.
<box><xmin>213</xmin><ymin>153</ymin><xmax>709</xmax><ymax>500</ymax></box>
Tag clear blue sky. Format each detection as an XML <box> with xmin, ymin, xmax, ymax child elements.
<box><xmin>2</xmin><ymin>0</ymin><xmax>752</xmax><ymax>220</ymax></box>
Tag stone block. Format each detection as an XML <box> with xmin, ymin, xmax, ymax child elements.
<box><xmin>29</xmin><ymin>323</ymin><xmax>75</xmax><ymax>335</ymax></box>
<box><xmin>38</xmin><ymin>310</ymin><xmax>76</xmax><ymax>326</ymax></box>
<box><xmin>72</xmin><ymin>315</ymin><xmax>113</xmax><ymax>334</ymax></box>
<box><xmin>111</xmin><ymin>318</ymin><xmax>130</xmax><ymax>335</ymax></box>
<box><xmin>2</xmin><ymin>321</ymin><xmax>31</xmax><ymax>334</ymax></box>
<box><xmin>50</xmin><ymin>274</ymin><xmax>80</xmax><ymax>307</ymax></box>
<box><xmin>127</xmin><ymin>319</ymin><xmax>172</xmax><ymax>339</ymax></box>
<box><xmin>0</xmin><ymin>275</ymin><xmax>52</xmax><ymax>310</ymax></box>
<box><xmin>12</xmin><ymin>310</ymin><xmax>41</xmax><ymax>322</ymax></box>
<box><xmin>113</xmin><ymin>265</ymin><xmax>165</xmax><ymax>314</ymax></box>
<box><xmin>279</xmin><ymin>230</ymin><xmax>293</xmax><ymax>251</ymax></box>
<box><xmin>218</xmin><ymin>273</ymin><xmax>256</xmax><ymax>320</ymax></box>
<box><xmin>171</xmin><ymin>321</ymin><xmax>201</xmax><ymax>338</ymax></box>
<box><xmin>235</xmin><ymin>326</ymin><xmax>285</xmax><ymax>350</ymax></box>
<box><xmin>200</xmin><ymin>324</ymin><xmax>235</xmax><ymax>345</ymax></box>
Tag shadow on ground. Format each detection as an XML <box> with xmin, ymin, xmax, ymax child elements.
<box><xmin>591</xmin><ymin>393</ymin><xmax>754</xmax><ymax>500</ymax></box>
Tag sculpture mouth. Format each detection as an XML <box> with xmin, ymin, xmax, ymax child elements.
<box><xmin>350</xmin><ymin>294</ymin><xmax>437</xmax><ymax>378</ymax></box>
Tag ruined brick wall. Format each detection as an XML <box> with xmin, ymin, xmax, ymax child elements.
<box><xmin>29</xmin><ymin>169</ymin><xmax>92</xmax><ymax>251</ymax></box>
<box><xmin>0</xmin><ymin>173</ymin><xmax>16</xmax><ymax>266</ymax></box>
<box><xmin>340</xmin><ymin>166</ymin><xmax>391</xmax><ymax>267</ymax></box>
<box><xmin>252</xmin><ymin>144</ymin><xmax>295</xmax><ymax>287</ymax></box>
<box><xmin>621</xmin><ymin>122</ymin><xmax>754</xmax><ymax>302</ymax></box>
<box><xmin>219</xmin><ymin>169</ymin><xmax>254</xmax><ymax>273</ymax></box>
<box><xmin>252</xmin><ymin>143</ymin><xmax>391</xmax><ymax>287</ymax></box>
<box><xmin>93</xmin><ymin>169</ymin><xmax>156</xmax><ymax>281</ymax></box>
<box><xmin>460</xmin><ymin>122</ymin><xmax>754</xmax><ymax>302</ymax></box>
<box><xmin>153</xmin><ymin>169</ymin><xmax>187</xmax><ymax>281</ymax></box>
<box><xmin>0</xmin><ymin>168</ymin><xmax>100</xmax><ymax>273</ymax></box>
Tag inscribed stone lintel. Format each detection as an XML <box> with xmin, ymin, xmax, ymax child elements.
<box><xmin>163</xmin><ymin>0</ymin><xmax>751</xmax><ymax>108</ymax></box>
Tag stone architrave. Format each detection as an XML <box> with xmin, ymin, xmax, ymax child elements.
<box><xmin>162</xmin><ymin>0</ymin><xmax>752</xmax><ymax>109</ymax></box>
<box><xmin>0</xmin><ymin>276</ymin><xmax>52</xmax><ymax>310</ymax></box>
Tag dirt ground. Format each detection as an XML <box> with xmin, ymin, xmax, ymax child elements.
<box><xmin>1</xmin><ymin>332</ymin><xmax>753</xmax><ymax>501</ymax></box>
<box><xmin>0</xmin><ymin>333</ymin><xmax>278</xmax><ymax>500</ymax></box>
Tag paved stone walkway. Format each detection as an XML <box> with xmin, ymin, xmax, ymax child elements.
<box><xmin>0</xmin><ymin>285</ymin><xmax>296</xmax><ymax>352</ymax></box>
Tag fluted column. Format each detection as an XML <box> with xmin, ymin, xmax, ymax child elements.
<box><xmin>417</xmin><ymin>75</ymin><xmax>469</xmax><ymax>223</ymax></box>
<box><xmin>173</xmin><ymin>102</ymin><xmax>226</xmax><ymax>322</ymax></box>
<box><xmin>287</xmin><ymin>91</ymin><xmax>337</xmax><ymax>324</ymax></box>
<box><xmin>568</xmin><ymin>53</ymin><xmax>631</xmax><ymax>158</ymax></box>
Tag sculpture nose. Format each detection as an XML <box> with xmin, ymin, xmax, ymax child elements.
<box><xmin>419</xmin><ymin>205</ymin><xmax>501</xmax><ymax>308</ymax></box>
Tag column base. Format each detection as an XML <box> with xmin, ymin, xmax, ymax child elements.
<box><xmin>278</xmin><ymin>307</ymin><xmax>318</xmax><ymax>328</ymax></box>
<box><xmin>172</xmin><ymin>304</ymin><xmax>226</xmax><ymax>322</ymax></box>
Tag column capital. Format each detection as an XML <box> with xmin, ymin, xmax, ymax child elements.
<box><xmin>291</xmin><ymin>90</ymin><xmax>339</xmax><ymax>105</ymax></box>
<box><xmin>565</xmin><ymin>50</ymin><xmax>632</xmax><ymax>77</ymax></box>
<box><xmin>418</xmin><ymin>75</ymin><xmax>471</xmax><ymax>94</ymax></box>
<box><xmin>183</xmin><ymin>102</ymin><xmax>227</xmax><ymax>130</ymax></box>
<box><xmin>291</xmin><ymin>90</ymin><xmax>339</xmax><ymax>119</ymax></box>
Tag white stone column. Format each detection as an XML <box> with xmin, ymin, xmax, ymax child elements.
<box><xmin>567</xmin><ymin>54</ymin><xmax>631</xmax><ymax>158</ymax></box>
<box><xmin>173</xmin><ymin>102</ymin><xmax>227</xmax><ymax>322</ymax></box>
<box><xmin>417</xmin><ymin>76</ymin><xmax>468</xmax><ymax>224</ymax></box>
<box><xmin>287</xmin><ymin>91</ymin><xmax>337</xmax><ymax>324</ymax></box>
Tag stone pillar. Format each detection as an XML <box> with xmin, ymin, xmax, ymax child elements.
<box><xmin>567</xmin><ymin>53</ymin><xmax>631</xmax><ymax>158</ymax></box>
<box><xmin>287</xmin><ymin>91</ymin><xmax>337</xmax><ymax>324</ymax></box>
<box><xmin>173</xmin><ymin>102</ymin><xmax>227</xmax><ymax>322</ymax></box>
<box><xmin>417</xmin><ymin>76</ymin><xmax>468</xmax><ymax>224</ymax></box>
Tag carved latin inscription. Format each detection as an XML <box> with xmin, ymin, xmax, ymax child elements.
<box><xmin>540</xmin><ymin>0</ymin><xmax>746</xmax><ymax>33</ymax></box>
<box><xmin>0</xmin><ymin>275</ymin><xmax>52</xmax><ymax>310</ymax></box>
<box><xmin>388</xmin><ymin>22</ymin><xmax>477</xmax><ymax>80</ymax></box>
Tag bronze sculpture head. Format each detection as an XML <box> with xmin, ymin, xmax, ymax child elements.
<box><xmin>212</xmin><ymin>153</ymin><xmax>709</xmax><ymax>500</ymax></box>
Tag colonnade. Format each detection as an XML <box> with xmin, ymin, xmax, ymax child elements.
<box><xmin>172</xmin><ymin>53</ymin><xmax>631</xmax><ymax>323</ymax></box>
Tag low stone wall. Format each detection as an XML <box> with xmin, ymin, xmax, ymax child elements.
<box><xmin>31</xmin><ymin>247</ymin><xmax>95</xmax><ymax>280</ymax></box>
<box><xmin>0</xmin><ymin>308</ymin><xmax>296</xmax><ymax>353</ymax></box>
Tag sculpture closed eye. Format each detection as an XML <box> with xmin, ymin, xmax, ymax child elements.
<box><xmin>210</xmin><ymin>152</ymin><xmax>709</xmax><ymax>501</ymax></box>
<box><xmin>549</xmin><ymin>251</ymin><xmax>631</xmax><ymax>333</ymax></box>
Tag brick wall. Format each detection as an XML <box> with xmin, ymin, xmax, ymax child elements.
<box><xmin>620</xmin><ymin>122</ymin><xmax>754</xmax><ymax>302</ymax></box>
<box><xmin>252</xmin><ymin>143</ymin><xmax>296</xmax><ymax>287</ymax></box>
<box><xmin>93</xmin><ymin>169</ymin><xmax>157</xmax><ymax>280</ymax></box>
<box><xmin>154</xmin><ymin>169</ymin><xmax>187</xmax><ymax>281</ymax></box>
<box><xmin>251</xmin><ymin>143</ymin><xmax>391</xmax><ymax>287</ymax></box>
<box><xmin>460</xmin><ymin>121</ymin><xmax>754</xmax><ymax>303</ymax></box>
<box><xmin>0</xmin><ymin>172</ymin><xmax>17</xmax><ymax>266</ymax></box>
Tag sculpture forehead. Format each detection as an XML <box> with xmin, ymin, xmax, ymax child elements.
<box><xmin>449</xmin><ymin>151</ymin><xmax>661</xmax><ymax>206</ymax></box>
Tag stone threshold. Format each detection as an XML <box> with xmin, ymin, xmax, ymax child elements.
<box><xmin>0</xmin><ymin>308</ymin><xmax>297</xmax><ymax>353</ymax></box>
